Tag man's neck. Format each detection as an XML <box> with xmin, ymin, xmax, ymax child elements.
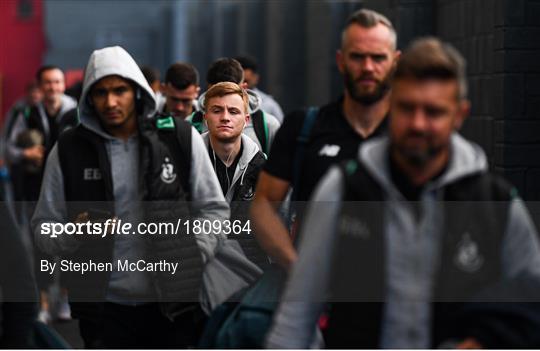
<box><xmin>110</xmin><ymin>129</ymin><xmax>137</xmax><ymax>141</ymax></box>
<box><xmin>210</xmin><ymin>136</ymin><xmax>242</xmax><ymax>167</ymax></box>
<box><xmin>391</xmin><ymin>148</ymin><xmax>450</xmax><ymax>187</ymax></box>
<box><xmin>104</xmin><ymin>117</ymin><xmax>138</xmax><ymax>141</ymax></box>
<box><xmin>43</xmin><ymin>97</ymin><xmax>62</xmax><ymax>117</ymax></box>
<box><xmin>342</xmin><ymin>91</ymin><xmax>389</xmax><ymax>138</ymax></box>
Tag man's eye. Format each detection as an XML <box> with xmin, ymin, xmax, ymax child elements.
<box><xmin>114</xmin><ymin>87</ymin><xmax>128</xmax><ymax>94</ymax></box>
<box><xmin>397</xmin><ymin>102</ymin><xmax>415</xmax><ymax>114</ymax></box>
<box><xmin>425</xmin><ymin>107</ymin><xmax>446</xmax><ymax>118</ymax></box>
<box><xmin>372</xmin><ymin>55</ymin><xmax>387</xmax><ymax>62</ymax></box>
<box><xmin>92</xmin><ymin>90</ymin><xmax>106</xmax><ymax>97</ymax></box>
<box><xmin>350</xmin><ymin>53</ymin><xmax>365</xmax><ymax>61</ymax></box>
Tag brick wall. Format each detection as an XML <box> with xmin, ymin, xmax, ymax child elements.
<box><xmin>433</xmin><ymin>0</ymin><xmax>497</xmax><ymax>164</ymax></box>
<box><xmin>492</xmin><ymin>0</ymin><xmax>540</xmax><ymax>200</ymax></box>
<box><xmin>427</xmin><ymin>0</ymin><xmax>540</xmax><ymax>199</ymax></box>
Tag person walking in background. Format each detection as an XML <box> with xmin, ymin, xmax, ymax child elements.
<box><xmin>159</xmin><ymin>62</ymin><xmax>201</xmax><ymax>120</ymax></box>
<box><xmin>235</xmin><ymin>55</ymin><xmax>284</xmax><ymax>123</ymax></box>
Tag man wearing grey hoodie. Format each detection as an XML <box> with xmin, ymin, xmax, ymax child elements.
<box><xmin>32</xmin><ymin>46</ymin><xmax>229</xmax><ymax>348</ymax></box>
<box><xmin>201</xmin><ymin>82</ymin><xmax>269</xmax><ymax>268</ymax></box>
<box><xmin>267</xmin><ymin>38</ymin><xmax>540</xmax><ymax>348</ymax></box>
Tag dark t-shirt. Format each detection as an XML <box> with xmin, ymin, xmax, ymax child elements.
<box><xmin>208</xmin><ymin>142</ymin><xmax>243</xmax><ymax>196</ymax></box>
<box><xmin>264</xmin><ymin>98</ymin><xmax>387</xmax><ymax>201</ymax></box>
<box><xmin>45</xmin><ymin>109</ymin><xmax>60</xmax><ymax>149</ymax></box>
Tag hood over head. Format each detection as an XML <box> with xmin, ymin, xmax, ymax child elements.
<box><xmin>79</xmin><ymin>46</ymin><xmax>156</xmax><ymax>137</ymax></box>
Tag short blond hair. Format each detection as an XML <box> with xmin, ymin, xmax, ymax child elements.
<box><xmin>203</xmin><ymin>81</ymin><xmax>249</xmax><ymax>113</ymax></box>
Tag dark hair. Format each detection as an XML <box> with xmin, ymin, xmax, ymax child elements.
<box><xmin>140</xmin><ymin>65</ymin><xmax>160</xmax><ymax>85</ymax></box>
<box><xmin>342</xmin><ymin>9</ymin><xmax>396</xmax><ymax>50</ymax></box>
<box><xmin>36</xmin><ymin>65</ymin><xmax>63</xmax><ymax>82</ymax></box>
<box><xmin>234</xmin><ymin>55</ymin><xmax>258</xmax><ymax>73</ymax></box>
<box><xmin>25</xmin><ymin>80</ymin><xmax>40</xmax><ymax>92</ymax></box>
<box><xmin>394</xmin><ymin>37</ymin><xmax>467</xmax><ymax>99</ymax></box>
<box><xmin>206</xmin><ymin>58</ymin><xmax>244</xmax><ymax>85</ymax></box>
<box><xmin>165</xmin><ymin>62</ymin><xmax>199</xmax><ymax>90</ymax></box>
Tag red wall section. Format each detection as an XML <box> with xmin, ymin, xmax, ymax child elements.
<box><xmin>0</xmin><ymin>0</ymin><xmax>45</xmax><ymax>120</ymax></box>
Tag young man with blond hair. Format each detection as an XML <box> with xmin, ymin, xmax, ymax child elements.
<box><xmin>202</xmin><ymin>82</ymin><xmax>269</xmax><ymax>268</ymax></box>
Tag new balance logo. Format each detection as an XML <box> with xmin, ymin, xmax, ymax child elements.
<box><xmin>318</xmin><ymin>144</ymin><xmax>341</xmax><ymax>157</ymax></box>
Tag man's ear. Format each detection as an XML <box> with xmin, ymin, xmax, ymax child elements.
<box><xmin>454</xmin><ymin>99</ymin><xmax>470</xmax><ymax>130</ymax></box>
<box><xmin>336</xmin><ymin>49</ymin><xmax>345</xmax><ymax>74</ymax></box>
<box><xmin>245</xmin><ymin>114</ymin><xmax>251</xmax><ymax>126</ymax></box>
<box><xmin>392</xmin><ymin>50</ymin><xmax>402</xmax><ymax>69</ymax></box>
<box><xmin>240</xmin><ymin>81</ymin><xmax>249</xmax><ymax>90</ymax></box>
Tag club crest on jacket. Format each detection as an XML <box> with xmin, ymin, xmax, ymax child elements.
<box><xmin>453</xmin><ymin>232</ymin><xmax>484</xmax><ymax>272</ymax></box>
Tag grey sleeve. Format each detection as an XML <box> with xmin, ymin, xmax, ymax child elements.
<box><xmin>266</xmin><ymin>167</ymin><xmax>344</xmax><ymax>349</ymax></box>
<box><xmin>266</xmin><ymin>98</ymin><xmax>285</xmax><ymax>123</ymax></box>
<box><xmin>265</xmin><ymin>112</ymin><xmax>281</xmax><ymax>152</ymax></box>
<box><xmin>5</xmin><ymin>113</ymin><xmax>27</xmax><ymax>163</ymax></box>
<box><xmin>31</xmin><ymin>144</ymin><xmax>81</xmax><ymax>255</ymax></box>
<box><xmin>501</xmin><ymin>198</ymin><xmax>540</xmax><ymax>278</ymax></box>
<box><xmin>188</xmin><ymin>127</ymin><xmax>230</xmax><ymax>262</ymax></box>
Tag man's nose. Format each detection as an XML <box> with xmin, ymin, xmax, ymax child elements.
<box><xmin>410</xmin><ymin>109</ymin><xmax>428</xmax><ymax>131</ymax></box>
<box><xmin>220</xmin><ymin>111</ymin><xmax>232</xmax><ymax>121</ymax></box>
<box><xmin>105</xmin><ymin>94</ymin><xmax>117</xmax><ymax>107</ymax></box>
<box><xmin>361</xmin><ymin>57</ymin><xmax>375</xmax><ymax>72</ymax></box>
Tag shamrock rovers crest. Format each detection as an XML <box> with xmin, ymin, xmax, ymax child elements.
<box><xmin>160</xmin><ymin>157</ymin><xmax>177</xmax><ymax>184</ymax></box>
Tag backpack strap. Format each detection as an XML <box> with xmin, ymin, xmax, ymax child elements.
<box><xmin>188</xmin><ymin>111</ymin><xmax>205</xmax><ymax>134</ymax></box>
<box><xmin>286</xmin><ymin>107</ymin><xmax>319</xmax><ymax>226</ymax></box>
<box><xmin>291</xmin><ymin>106</ymin><xmax>319</xmax><ymax>201</ymax></box>
<box><xmin>251</xmin><ymin>110</ymin><xmax>269</xmax><ymax>155</ymax></box>
<box><xmin>155</xmin><ymin>115</ymin><xmax>192</xmax><ymax>194</ymax></box>
<box><xmin>174</xmin><ymin>117</ymin><xmax>192</xmax><ymax>193</ymax></box>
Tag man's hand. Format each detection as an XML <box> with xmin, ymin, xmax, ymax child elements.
<box><xmin>72</xmin><ymin>211</ymin><xmax>115</xmax><ymax>240</ymax></box>
<box><xmin>251</xmin><ymin>171</ymin><xmax>298</xmax><ymax>271</ymax></box>
<box><xmin>456</xmin><ymin>338</ymin><xmax>482</xmax><ymax>349</ymax></box>
<box><xmin>23</xmin><ymin>145</ymin><xmax>45</xmax><ymax>165</ymax></box>
<box><xmin>73</xmin><ymin>212</ymin><xmax>92</xmax><ymax>241</ymax></box>
<box><xmin>74</xmin><ymin>212</ymin><xmax>90</xmax><ymax>224</ymax></box>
